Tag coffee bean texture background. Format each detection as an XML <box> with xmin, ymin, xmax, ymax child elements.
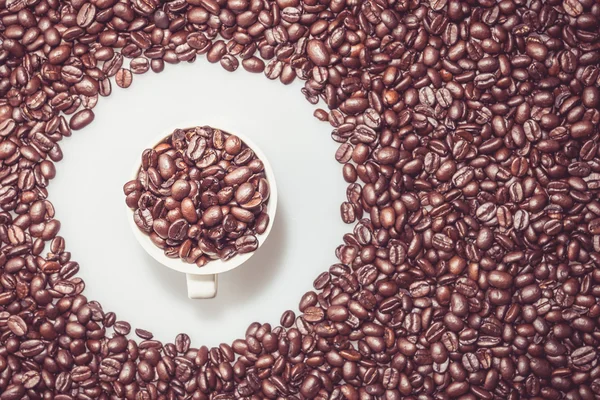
<box><xmin>2</xmin><ymin>0</ymin><xmax>600</xmax><ymax>397</ymax></box>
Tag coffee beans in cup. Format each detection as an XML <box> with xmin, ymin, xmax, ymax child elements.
<box><xmin>124</xmin><ymin>126</ymin><xmax>271</xmax><ymax>266</ymax></box>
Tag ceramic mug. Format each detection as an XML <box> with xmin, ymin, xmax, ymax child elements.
<box><xmin>127</xmin><ymin>126</ymin><xmax>277</xmax><ymax>299</ymax></box>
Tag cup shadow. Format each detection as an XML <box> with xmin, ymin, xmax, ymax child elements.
<box><xmin>145</xmin><ymin>204</ymin><xmax>286</xmax><ymax>315</ymax></box>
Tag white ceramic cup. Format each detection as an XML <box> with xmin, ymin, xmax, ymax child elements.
<box><xmin>127</xmin><ymin>127</ymin><xmax>277</xmax><ymax>299</ymax></box>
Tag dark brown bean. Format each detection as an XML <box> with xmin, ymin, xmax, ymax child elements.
<box><xmin>69</xmin><ymin>110</ymin><xmax>95</xmax><ymax>130</ymax></box>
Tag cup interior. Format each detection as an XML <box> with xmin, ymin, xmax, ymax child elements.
<box><xmin>127</xmin><ymin>126</ymin><xmax>278</xmax><ymax>275</ymax></box>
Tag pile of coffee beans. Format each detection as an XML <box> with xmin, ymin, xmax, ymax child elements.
<box><xmin>124</xmin><ymin>126</ymin><xmax>271</xmax><ymax>265</ymax></box>
<box><xmin>1</xmin><ymin>0</ymin><xmax>600</xmax><ymax>398</ymax></box>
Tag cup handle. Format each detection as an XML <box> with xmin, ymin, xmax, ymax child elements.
<box><xmin>186</xmin><ymin>274</ymin><xmax>217</xmax><ymax>299</ymax></box>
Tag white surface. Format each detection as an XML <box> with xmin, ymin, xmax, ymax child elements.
<box><xmin>128</xmin><ymin>128</ymin><xmax>279</xmax><ymax>278</ymax></box>
<box><xmin>50</xmin><ymin>60</ymin><xmax>349</xmax><ymax>346</ymax></box>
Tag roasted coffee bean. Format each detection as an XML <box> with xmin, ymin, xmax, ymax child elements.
<box><xmin>235</xmin><ymin>234</ymin><xmax>258</xmax><ymax>253</ymax></box>
<box><xmin>7</xmin><ymin>315</ymin><xmax>27</xmax><ymax>336</ymax></box>
<box><xmin>242</xmin><ymin>57</ymin><xmax>265</xmax><ymax>73</ymax></box>
<box><xmin>115</xmin><ymin>68</ymin><xmax>133</xmax><ymax>88</ymax></box>
<box><xmin>488</xmin><ymin>271</ymin><xmax>513</xmax><ymax>289</ymax></box>
<box><xmin>130</xmin><ymin>58</ymin><xmax>150</xmax><ymax>74</ymax></box>
<box><xmin>69</xmin><ymin>110</ymin><xmax>95</xmax><ymax>130</ymax></box>
<box><xmin>220</xmin><ymin>54</ymin><xmax>239</xmax><ymax>72</ymax></box>
<box><xmin>307</xmin><ymin>40</ymin><xmax>330</xmax><ymax>67</ymax></box>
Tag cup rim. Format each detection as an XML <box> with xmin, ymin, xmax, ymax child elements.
<box><xmin>127</xmin><ymin>125</ymin><xmax>278</xmax><ymax>275</ymax></box>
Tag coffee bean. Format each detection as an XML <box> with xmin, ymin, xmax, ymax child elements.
<box><xmin>571</xmin><ymin>121</ymin><xmax>593</xmax><ymax>138</ymax></box>
<box><xmin>327</xmin><ymin>305</ymin><xmax>348</xmax><ymax>322</ymax></box>
<box><xmin>202</xmin><ymin>205</ymin><xmax>223</xmax><ymax>227</ymax></box>
<box><xmin>69</xmin><ymin>109</ymin><xmax>95</xmax><ymax>130</ymax></box>
<box><xmin>300</xmin><ymin>375</ymin><xmax>322</xmax><ymax>398</ymax></box>
<box><xmin>0</xmin><ymin>385</ymin><xmax>25</xmax><ymax>400</ymax></box>
<box><xmin>235</xmin><ymin>182</ymin><xmax>255</xmax><ymax>204</ymax></box>
<box><xmin>571</xmin><ymin>346</ymin><xmax>597</xmax><ymax>371</ymax></box>
<box><xmin>113</xmin><ymin>321</ymin><xmax>131</xmax><ymax>335</ymax></box>
<box><xmin>307</xmin><ymin>39</ymin><xmax>330</xmax><ymax>67</ymax></box>
<box><xmin>220</xmin><ymin>54</ymin><xmax>239</xmax><ymax>72</ymax></box>
<box><xmin>235</xmin><ymin>234</ymin><xmax>258</xmax><ymax>253</ymax></box>
<box><xmin>255</xmin><ymin>212</ymin><xmax>269</xmax><ymax>234</ymax></box>
<box><xmin>432</xmin><ymin>233</ymin><xmax>454</xmax><ymax>252</ymax></box>
<box><xmin>224</xmin><ymin>135</ymin><xmax>242</xmax><ymax>154</ymax></box>
<box><xmin>582</xmin><ymin>86</ymin><xmax>600</xmax><ymax>108</ymax></box>
<box><xmin>513</xmin><ymin>209</ymin><xmax>530</xmax><ymax>231</ymax></box>
<box><xmin>224</xmin><ymin>166</ymin><xmax>252</xmax><ymax>185</ymax></box>
<box><xmin>138</xmin><ymin>360</ymin><xmax>155</xmax><ymax>382</ymax></box>
<box><xmin>488</xmin><ymin>271</ymin><xmax>513</xmax><ymax>289</ymax></box>
<box><xmin>520</xmin><ymin>284</ymin><xmax>542</xmax><ymax>303</ymax></box>
<box><xmin>186</xmin><ymin>136</ymin><xmax>207</xmax><ymax>161</ymax></box>
<box><xmin>131</xmin><ymin>57</ymin><xmax>150</xmax><ymax>74</ymax></box>
<box><xmin>335</xmin><ymin>143</ymin><xmax>353</xmax><ymax>163</ymax></box>
<box><xmin>280</xmin><ymin>310</ymin><xmax>295</xmax><ymax>328</ymax></box>
<box><xmin>341</xmin><ymin>98</ymin><xmax>369</xmax><ymax>115</ymax></box>
<box><xmin>171</xmin><ymin>180</ymin><xmax>191</xmax><ymax>201</ymax></box>
<box><xmin>242</xmin><ymin>57</ymin><xmax>265</xmax><ymax>73</ymax></box>
<box><xmin>0</xmin><ymin>140</ymin><xmax>17</xmax><ymax>159</ymax></box>
<box><xmin>167</xmin><ymin>219</ymin><xmax>189</xmax><ymax>241</ymax></box>
<box><xmin>7</xmin><ymin>315</ymin><xmax>27</xmax><ymax>336</ymax></box>
<box><xmin>48</xmin><ymin>44</ymin><xmax>71</xmax><ymax>64</ymax></box>
<box><xmin>157</xmin><ymin>154</ymin><xmax>176</xmax><ymax>179</ymax></box>
<box><xmin>563</xmin><ymin>0</ymin><xmax>583</xmax><ymax>17</ymax></box>
<box><xmin>135</xmin><ymin>329</ymin><xmax>153</xmax><ymax>339</ymax></box>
